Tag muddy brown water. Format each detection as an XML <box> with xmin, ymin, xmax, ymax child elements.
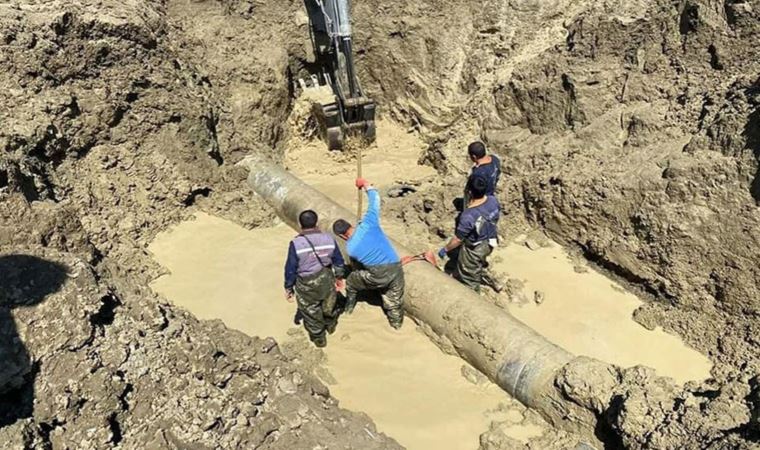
<box><xmin>494</xmin><ymin>240</ymin><xmax>713</xmax><ymax>385</ymax></box>
<box><xmin>150</xmin><ymin>213</ymin><xmax>543</xmax><ymax>449</ymax></box>
<box><xmin>149</xmin><ymin>120</ymin><xmax>711</xmax><ymax>449</ymax></box>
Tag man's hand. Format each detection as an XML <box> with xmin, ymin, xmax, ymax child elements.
<box><xmin>335</xmin><ymin>279</ymin><xmax>346</xmax><ymax>292</ymax></box>
<box><xmin>355</xmin><ymin>177</ymin><xmax>370</xmax><ymax>190</ymax></box>
<box><xmin>285</xmin><ymin>289</ymin><xmax>295</xmax><ymax>303</ymax></box>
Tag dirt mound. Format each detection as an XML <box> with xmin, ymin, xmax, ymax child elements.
<box><xmin>1</xmin><ymin>0</ymin><xmax>759</xmax><ymax>448</ymax></box>
<box><xmin>357</xmin><ymin>0</ymin><xmax>760</xmax><ymax>374</ymax></box>
<box><xmin>556</xmin><ymin>357</ymin><xmax>759</xmax><ymax>449</ymax></box>
<box><xmin>0</xmin><ymin>1</ymin><xmax>400</xmax><ymax>447</ymax></box>
<box><xmin>348</xmin><ymin>0</ymin><xmax>759</xmax><ymax>447</ymax></box>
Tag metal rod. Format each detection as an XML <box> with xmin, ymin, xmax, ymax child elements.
<box><xmin>357</xmin><ymin>144</ymin><xmax>363</xmax><ymax>220</ymax></box>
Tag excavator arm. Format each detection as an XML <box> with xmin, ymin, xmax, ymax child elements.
<box><xmin>302</xmin><ymin>0</ymin><xmax>376</xmax><ymax>150</ymax></box>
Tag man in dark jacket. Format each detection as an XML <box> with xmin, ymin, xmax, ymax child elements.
<box><xmin>284</xmin><ymin>210</ymin><xmax>345</xmax><ymax>347</ymax></box>
<box><xmin>438</xmin><ymin>174</ymin><xmax>501</xmax><ymax>292</ymax></box>
<box><xmin>464</xmin><ymin>141</ymin><xmax>501</xmax><ymax>203</ymax></box>
<box><xmin>453</xmin><ymin>141</ymin><xmax>504</xmax><ymax>292</ymax></box>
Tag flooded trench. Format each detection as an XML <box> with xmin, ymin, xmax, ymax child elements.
<box><xmin>148</xmin><ymin>120</ymin><xmax>712</xmax><ymax>449</ymax></box>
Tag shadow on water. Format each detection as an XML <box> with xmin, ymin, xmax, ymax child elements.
<box><xmin>0</xmin><ymin>255</ymin><xmax>68</xmax><ymax>427</ymax></box>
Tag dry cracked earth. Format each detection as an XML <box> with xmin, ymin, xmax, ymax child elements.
<box><xmin>0</xmin><ymin>0</ymin><xmax>758</xmax><ymax>449</ymax></box>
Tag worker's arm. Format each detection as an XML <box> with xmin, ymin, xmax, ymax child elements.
<box><xmin>438</xmin><ymin>236</ymin><xmax>463</xmax><ymax>258</ymax></box>
<box><xmin>362</xmin><ymin>186</ymin><xmax>381</xmax><ymax>228</ymax></box>
<box><xmin>331</xmin><ymin>239</ymin><xmax>346</xmax><ymax>278</ymax></box>
<box><xmin>355</xmin><ymin>178</ymin><xmax>380</xmax><ymax>228</ymax></box>
<box><xmin>284</xmin><ymin>241</ymin><xmax>298</xmax><ymax>300</ymax></box>
<box><xmin>492</xmin><ymin>155</ymin><xmax>502</xmax><ymax>191</ymax></box>
<box><xmin>438</xmin><ymin>212</ymin><xmax>472</xmax><ymax>258</ymax></box>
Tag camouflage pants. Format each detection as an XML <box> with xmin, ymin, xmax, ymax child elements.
<box><xmin>295</xmin><ymin>268</ymin><xmax>337</xmax><ymax>345</ymax></box>
<box><xmin>346</xmin><ymin>263</ymin><xmax>405</xmax><ymax>328</ymax></box>
<box><xmin>456</xmin><ymin>241</ymin><xmax>492</xmax><ymax>293</ymax></box>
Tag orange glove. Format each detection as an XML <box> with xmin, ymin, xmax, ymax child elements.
<box><xmin>335</xmin><ymin>279</ymin><xmax>346</xmax><ymax>292</ymax></box>
<box><xmin>355</xmin><ymin>178</ymin><xmax>370</xmax><ymax>189</ymax></box>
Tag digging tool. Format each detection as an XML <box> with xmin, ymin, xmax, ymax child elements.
<box><xmin>357</xmin><ymin>144</ymin><xmax>362</xmax><ymax>220</ymax></box>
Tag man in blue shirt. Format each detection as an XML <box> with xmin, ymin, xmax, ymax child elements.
<box><xmin>333</xmin><ymin>178</ymin><xmax>405</xmax><ymax>329</ymax></box>
<box><xmin>438</xmin><ymin>174</ymin><xmax>501</xmax><ymax>293</ymax></box>
<box><xmin>453</xmin><ymin>141</ymin><xmax>504</xmax><ymax>292</ymax></box>
<box><xmin>284</xmin><ymin>210</ymin><xmax>346</xmax><ymax>347</ymax></box>
<box><xmin>465</xmin><ymin>141</ymin><xmax>501</xmax><ymax>203</ymax></box>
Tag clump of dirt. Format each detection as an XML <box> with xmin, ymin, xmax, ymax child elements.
<box><xmin>0</xmin><ymin>0</ymin><xmax>401</xmax><ymax>447</ymax></box>
<box><xmin>556</xmin><ymin>357</ymin><xmax>760</xmax><ymax>449</ymax></box>
<box><xmin>286</xmin><ymin>86</ymin><xmax>332</xmax><ymax>146</ymax></box>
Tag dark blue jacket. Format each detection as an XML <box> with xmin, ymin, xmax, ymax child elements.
<box><xmin>456</xmin><ymin>196</ymin><xmax>500</xmax><ymax>243</ymax></box>
<box><xmin>470</xmin><ymin>155</ymin><xmax>501</xmax><ymax>196</ymax></box>
<box><xmin>284</xmin><ymin>230</ymin><xmax>345</xmax><ymax>290</ymax></box>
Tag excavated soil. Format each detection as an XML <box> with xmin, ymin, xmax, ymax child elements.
<box><xmin>1</xmin><ymin>0</ymin><xmax>759</xmax><ymax>449</ymax></box>
<box><xmin>146</xmin><ymin>123</ymin><xmax>571</xmax><ymax>449</ymax></box>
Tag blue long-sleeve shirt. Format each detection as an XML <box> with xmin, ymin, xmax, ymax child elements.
<box><xmin>346</xmin><ymin>188</ymin><xmax>400</xmax><ymax>266</ymax></box>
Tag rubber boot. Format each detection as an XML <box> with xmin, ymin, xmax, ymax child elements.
<box><xmin>388</xmin><ymin>315</ymin><xmax>403</xmax><ymax>330</ymax></box>
<box><xmin>344</xmin><ymin>298</ymin><xmax>357</xmax><ymax>315</ymax></box>
<box><xmin>482</xmin><ymin>271</ymin><xmax>504</xmax><ymax>293</ymax></box>
<box><xmin>312</xmin><ymin>335</ymin><xmax>327</xmax><ymax>348</ymax></box>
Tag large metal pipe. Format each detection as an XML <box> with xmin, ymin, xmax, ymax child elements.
<box><xmin>239</xmin><ymin>155</ymin><xmax>590</xmax><ymax>428</ymax></box>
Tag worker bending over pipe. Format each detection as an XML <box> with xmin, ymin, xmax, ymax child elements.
<box><xmin>332</xmin><ymin>177</ymin><xmax>406</xmax><ymax>329</ymax></box>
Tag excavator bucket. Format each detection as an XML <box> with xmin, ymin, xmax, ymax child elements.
<box><xmin>301</xmin><ymin>0</ymin><xmax>376</xmax><ymax>150</ymax></box>
<box><xmin>301</xmin><ymin>79</ymin><xmax>376</xmax><ymax>150</ymax></box>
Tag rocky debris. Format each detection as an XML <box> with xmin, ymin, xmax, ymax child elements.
<box><xmin>533</xmin><ymin>290</ymin><xmax>545</xmax><ymax>305</ymax></box>
<box><xmin>556</xmin><ymin>357</ymin><xmax>760</xmax><ymax>449</ymax></box>
<box><xmin>364</xmin><ymin>1</ymin><xmax>758</xmax><ymax>446</ymax></box>
<box><xmin>0</xmin><ymin>0</ymin><xmax>401</xmax><ymax>447</ymax></box>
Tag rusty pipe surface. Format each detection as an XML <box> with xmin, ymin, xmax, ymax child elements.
<box><xmin>239</xmin><ymin>154</ymin><xmax>582</xmax><ymax>425</ymax></box>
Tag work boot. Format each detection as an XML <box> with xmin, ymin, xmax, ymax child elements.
<box><xmin>311</xmin><ymin>335</ymin><xmax>327</xmax><ymax>348</ymax></box>
<box><xmin>326</xmin><ymin>320</ymin><xmax>337</xmax><ymax>335</ymax></box>
<box><xmin>482</xmin><ymin>272</ymin><xmax>504</xmax><ymax>293</ymax></box>
<box><xmin>344</xmin><ymin>298</ymin><xmax>357</xmax><ymax>315</ymax></box>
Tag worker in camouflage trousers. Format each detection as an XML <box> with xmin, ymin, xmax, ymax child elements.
<box><xmin>284</xmin><ymin>210</ymin><xmax>346</xmax><ymax>347</ymax></box>
<box><xmin>438</xmin><ymin>174</ymin><xmax>501</xmax><ymax>293</ymax></box>
<box><xmin>333</xmin><ymin>178</ymin><xmax>405</xmax><ymax>330</ymax></box>
<box><xmin>452</xmin><ymin>141</ymin><xmax>504</xmax><ymax>292</ymax></box>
